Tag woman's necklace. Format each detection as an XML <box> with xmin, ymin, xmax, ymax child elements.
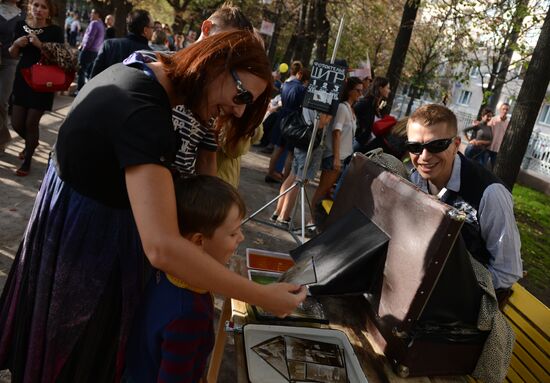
<box><xmin>23</xmin><ymin>23</ymin><xmax>45</xmax><ymax>35</ymax></box>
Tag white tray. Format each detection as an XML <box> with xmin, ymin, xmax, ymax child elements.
<box><xmin>243</xmin><ymin>324</ymin><xmax>368</xmax><ymax>383</ymax></box>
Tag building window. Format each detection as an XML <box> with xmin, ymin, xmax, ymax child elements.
<box><xmin>458</xmin><ymin>90</ymin><xmax>472</xmax><ymax>105</ymax></box>
<box><xmin>539</xmin><ymin>104</ymin><xmax>550</xmax><ymax>125</ymax></box>
<box><xmin>469</xmin><ymin>67</ymin><xmax>479</xmax><ymax>78</ymax></box>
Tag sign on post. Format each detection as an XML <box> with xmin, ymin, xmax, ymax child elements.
<box><xmin>302</xmin><ymin>61</ymin><xmax>346</xmax><ymax>116</ymax></box>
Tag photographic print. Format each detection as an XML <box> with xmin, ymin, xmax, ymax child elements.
<box><xmin>251</xmin><ymin>336</ymin><xmax>289</xmax><ymax>380</ymax></box>
<box><xmin>287</xmin><ymin>360</ymin><xmax>307</xmax><ymax>381</ymax></box>
<box><xmin>252</xmin><ymin>296</ymin><xmax>329</xmax><ymax>324</ymax></box>
<box><xmin>284</xmin><ymin>336</ymin><xmax>343</xmax><ymax>367</ymax></box>
<box><xmin>306</xmin><ymin>362</ymin><xmax>348</xmax><ymax>383</ymax></box>
<box><xmin>278</xmin><ymin>256</ymin><xmax>317</xmax><ymax>286</ymax></box>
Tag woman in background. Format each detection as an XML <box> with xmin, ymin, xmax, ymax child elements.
<box><xmin>8</xmin><ymin>0</ymin><xmax>63</xmax><ymax>176</ymax></box>
<box><xmin>0</xmin><ymin>0</ymin><xmax>25</xmax><ymax>153</ymax></box>
<box><xmin>353</xmin><ymin>76</ymin><xmax>391</xmax><ymax>153</ymax></box>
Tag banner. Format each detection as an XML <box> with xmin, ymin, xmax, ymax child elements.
<box><xmin>302</xmin><ymin>61</ymin><xmax>347</xmax><ymax>115</ymax></box>
<box><xmin>260</xmin><ymin>20</ymin><xmax>275</xmax><ymax>36</ymax></box>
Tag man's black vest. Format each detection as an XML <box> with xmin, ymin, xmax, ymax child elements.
<box><xmin>439</xmin><ymin>153</ymin><xmax>507</xmax><ymax>266</ymax></box>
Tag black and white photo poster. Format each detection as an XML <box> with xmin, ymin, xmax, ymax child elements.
<box><xmin>303</xmin><ymin>61</ymin><xmax>347</xmax><ymax>115</ymax></box>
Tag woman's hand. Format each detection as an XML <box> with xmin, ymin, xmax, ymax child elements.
<box><xmin>28</xmin><ymin>34</ymin><xmax>43</xmax><ymax>49</ymax></box>
<box><xmin>257</xmin><ymin>283</ymin><xmax>307</xmax><ymax>318</ymax></box>
<box><xmin>13</xmin><ymin>36</ymin><xmax>29</xmax><ymax>49</ymax></box>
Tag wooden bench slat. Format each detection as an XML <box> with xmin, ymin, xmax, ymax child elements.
<box><xmin>508</xmin><ymin>284</ymin><xmax>550</xmax><ymax>338</ymax></box>
<box><xmin>507</xmin><ymin>320</ymin><xmax>550</xmax><ymax>375</ymax></box>
<box><xmin>508</xmin><ymin>354</ymin><xmax>538</xmax><ymax>383</ymax></box>
<box><xmin>511</xmin><ymin>338</ymin><xmax>550</xmax><ymax>382</ymax></box>
<box><xmin>504</xmin><ymin>304</ymin><xmax>550</xmax><ymax>355</ymax></box>
<box><xmin>505</xmin><ymin>365</ymin><xmax>524</xmax><ymax>383</ymax></box>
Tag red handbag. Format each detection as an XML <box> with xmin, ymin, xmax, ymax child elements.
<box><xmin>372</xmin><ymin>115</ymin><xmax>398</xmax><ymax>137</ymax></box>
<box><xmin>21</xmin><ymin>63</ymin><xmax>75</xmax><ymax>93</ymax></box>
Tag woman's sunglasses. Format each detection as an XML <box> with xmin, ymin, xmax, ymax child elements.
<box><xmin>405</xmin><ymin>137</ymin><xmax>456</xmax><ymax>154</ymax></box>
<box><xmin>230</xmin><ymin>69</ymin><xmax>254</xmax><ymax>105</ymax></box>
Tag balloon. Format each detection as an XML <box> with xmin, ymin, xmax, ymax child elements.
<box><xmin>279</xmin><ymin>63</ymin><xmax>289</xmax><ymax>73</ymax></box>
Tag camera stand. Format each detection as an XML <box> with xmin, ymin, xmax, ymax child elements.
<box><xmin>243</xmin><ymin>113</ymin><xmax>322</xmax><ymax>244</ymax></box>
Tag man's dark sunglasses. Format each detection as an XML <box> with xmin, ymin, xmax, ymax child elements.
<box><xmin>230</xmin><ymin>69</ymin><xmax>254</xmax><ymax>105</ymax></box>
<box><xmin>405</xmin><ymin>137</ymin><xmax>456</xmax><ymax>154</ymax></box>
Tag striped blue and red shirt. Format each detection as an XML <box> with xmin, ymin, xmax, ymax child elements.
<box><xmin>123</xmin><ymin>271</ymin><xmax>214</xmax><ymax>383</ymax></box>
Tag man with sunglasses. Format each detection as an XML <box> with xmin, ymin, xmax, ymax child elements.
<box><xmin>407</xmin><ymin>104</ymin><xmax>522</xmax><ymax>307</ymax></box>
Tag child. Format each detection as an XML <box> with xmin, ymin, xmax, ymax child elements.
<box><xmin>123</xmin><ymin>175</ymin><xmax>246</xmax><ymax>382</ymax></box>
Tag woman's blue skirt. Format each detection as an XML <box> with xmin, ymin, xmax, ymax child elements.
<box><xmin>0</xmin><ymin>161</ymin><xmax>151</xmax><ymax>382</ymax></box>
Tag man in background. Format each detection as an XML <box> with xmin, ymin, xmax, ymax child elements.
<box><xmin>90</xmin><ymin>9</ymin><xmax>153</xmax><ymax>78</ymax></box>
<box><xmin>104</xmin><ymin>14</ymin><xmax>116</xmax><ymax>39</ymax></box>
<box><xmin>75</xmin><ymin>9</ymin><xmax>105</xmax><ymax>94</ymax></box>
<box><xmin>487</xmin><ymin>102</ymin><xmax>510</xmax><ymax>169</ymax></box>
<box><xmin>407</xmin><ymin>104</ymin><xmax>522</xmax><ymax>306</ymax></box>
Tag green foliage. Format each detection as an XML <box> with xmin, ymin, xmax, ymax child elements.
<box><xmin>132</xmin><ymin>0</ymin><xmax>174</xmax><ymax>25</ymax></box>
<box><xmin>512</xmin><ymin>184</ymin><xmax>550</xmax><ymax>303</ymax></box>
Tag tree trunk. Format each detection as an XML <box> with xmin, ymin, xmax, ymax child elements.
<box><xmin>268</xmin><ymin>2</ymin><xmax>284</xmax><ymax>66</ymax></box>
<box><xmin>385</xmin><ymin>0</ymin><xmax>420</xmax><ymax>111</ymax></box>
<box><xmin>301</xmin><ymin>0</ymin><xmax>316</xmax><ymax>65</ymax></box>
<box><xmin>54</xmin><ymin>0</ymin><xmax>67</xmax><ymax>28</ymax></box>
<box><xmin>405</xmin><ymin>86</ymin><xmax>418</xmax><ymax>116</ymax></box>
<box><xmin>112</xmin><ymin>0</ymin><xmax>132</xmax><ymax>38</ymax></box>
<box><xmin>494</xmin><ymin>8</ymin><xmax>550</xmax><ymax>189</ymax></box>
<box><xmin>314</xmin><ymin>0</ymin><xmax>329</xmax><ymax>62</ymax></box>
<box><xmin>293</xmin><ymin>0</ymin><xmax>309</xmax><ymax>63</ymax></box>
<box><xmin>487</xmin><ymin>0</ymin><xmax>529</xmax><ymax>112</ymax></box>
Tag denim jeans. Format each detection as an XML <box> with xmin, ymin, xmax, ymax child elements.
<box><xmin>77</xmin><ymin>50</ymin><xmax>98</xmax><ymax>91</ymax></box>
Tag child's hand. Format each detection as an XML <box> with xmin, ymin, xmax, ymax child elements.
<box><xmin>258</xmin><ymin>283</ymin><xmax>307</xmax><ymax>318</ymax></box>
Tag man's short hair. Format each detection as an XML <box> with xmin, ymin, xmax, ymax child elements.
<box><xmin>481</xmin><ymin>107</ymin><xmax>494</xmax><ymax>117</ymax></box>
<box><xmin>152</xmin><ymin>30</ymin><xmax>167</xmax><ymax>45</ymax></box>
<box><xmin>290</xmin><ymin>61</ymin><xmax>303</xmax><ymax>76</ymax></box>
<box><xmin>408</xmin><ymin>104</ymin><xmax>458</xmax><ymax>136</ymax></box>
<box><xmin>127</xmin><ymin>9</ymin><xmax>151</xmax><ymax>35</ymax></box>
<box><xmin>208</xmin><ymin>2</ymin><xmax>253</xmax><ymax>33</ymax></box>
<box><xmin>174</xmin><ymin>175</ymin><xmax>246</xmax><ymax>237</ymax></box>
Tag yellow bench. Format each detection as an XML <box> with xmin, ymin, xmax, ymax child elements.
<box><xmin>502</xmin><ymin>283</ymin><xmax>550</xmax><ymax>382</ymax></box>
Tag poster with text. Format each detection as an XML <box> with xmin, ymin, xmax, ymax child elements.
<box><xmin>302</xmin><ymin>61</ymin><xmax>347</xmax><ymax>116</ymax></box>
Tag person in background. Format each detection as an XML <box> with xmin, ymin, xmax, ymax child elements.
<box><xmin>265</xmin><ymin>60</ymin><xmax>306</xmax><ymax>183</ymax></box>
<box><xmin>148</xmin><ymin>29</ymin><xmax>169</xmax><ymax>51</ymax></box>
<box><xmin>464</xmin><ymin>107</ymin><xmax>493</xmax><ymax>167</ymax></box>
<box><xmin>104</xmin><ymin>14</ymin><xmax>115</xmax><ymax>39</ymax></box>
<box><xmin>162</xmin><ymin>23</ymin><xmax>174</xmax><ymax>50</ymax></box>
<box><xmin>406</xmin><ymin>104</ymin><xmax>522</xmax><ymax>307</ymax></box>
<box><xmin>185</xmin><ymin>29</ymin><xmax>196</xmax><ymax>47</ymax></box>
<box><xmin>271</xmin><ymin>109</ymin><xmax>332</xmax><ymax>230</ymax></box>
<box><xmin>75</xmin><ymin>8</ymin><xmax>105</xmax><ymax>94</ymax></box>
<box><xmin>353</xmin><ymin>76</ymin><xmax>391</xmax><ymax>153</ymax></box>
<box><xmin>0</xmin><ymin>30</ymin><xmax>305</xmax><ymax>382</ymax></box>
<box><xmin>90</xmin><ymin>9</ymin><xmax>153</xmax><ymax>77</ymax></box>
<box><xmin>173</xmin><ymin>33</ymin><xmax>185</xmax><ymax>50</ymax></box>
<box><xmin>124</xmin><ymin>175</ymin><xmax>246</xmax><ymax>382</ymax></box>
<box><xmin>63</xmin><ymin>10</ymin><xmax>73</xmax><ymax>42</ymax></box>
<box><xmin>8</xmin><ymin>0</ymin><xmax>63</xmax><ymax>176</ymax></box>
<box><xmin>0</xmin><ymin>0</ymin><xmax>25</xmax><ymax>154</ymax></box>
<box><xmin>487</xmin><ymin>102</ymin><xmax>510</xmax><ymax>169</ymax></box>
<box><xmin>311</xmin><ymin>77</ymin><xmax>363</xmax><ymax>212</ymax></box>
<box><xmin>68</xmin><ymin>11</ymin><xmax>80</xmax><ymax>46</ymax></box>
